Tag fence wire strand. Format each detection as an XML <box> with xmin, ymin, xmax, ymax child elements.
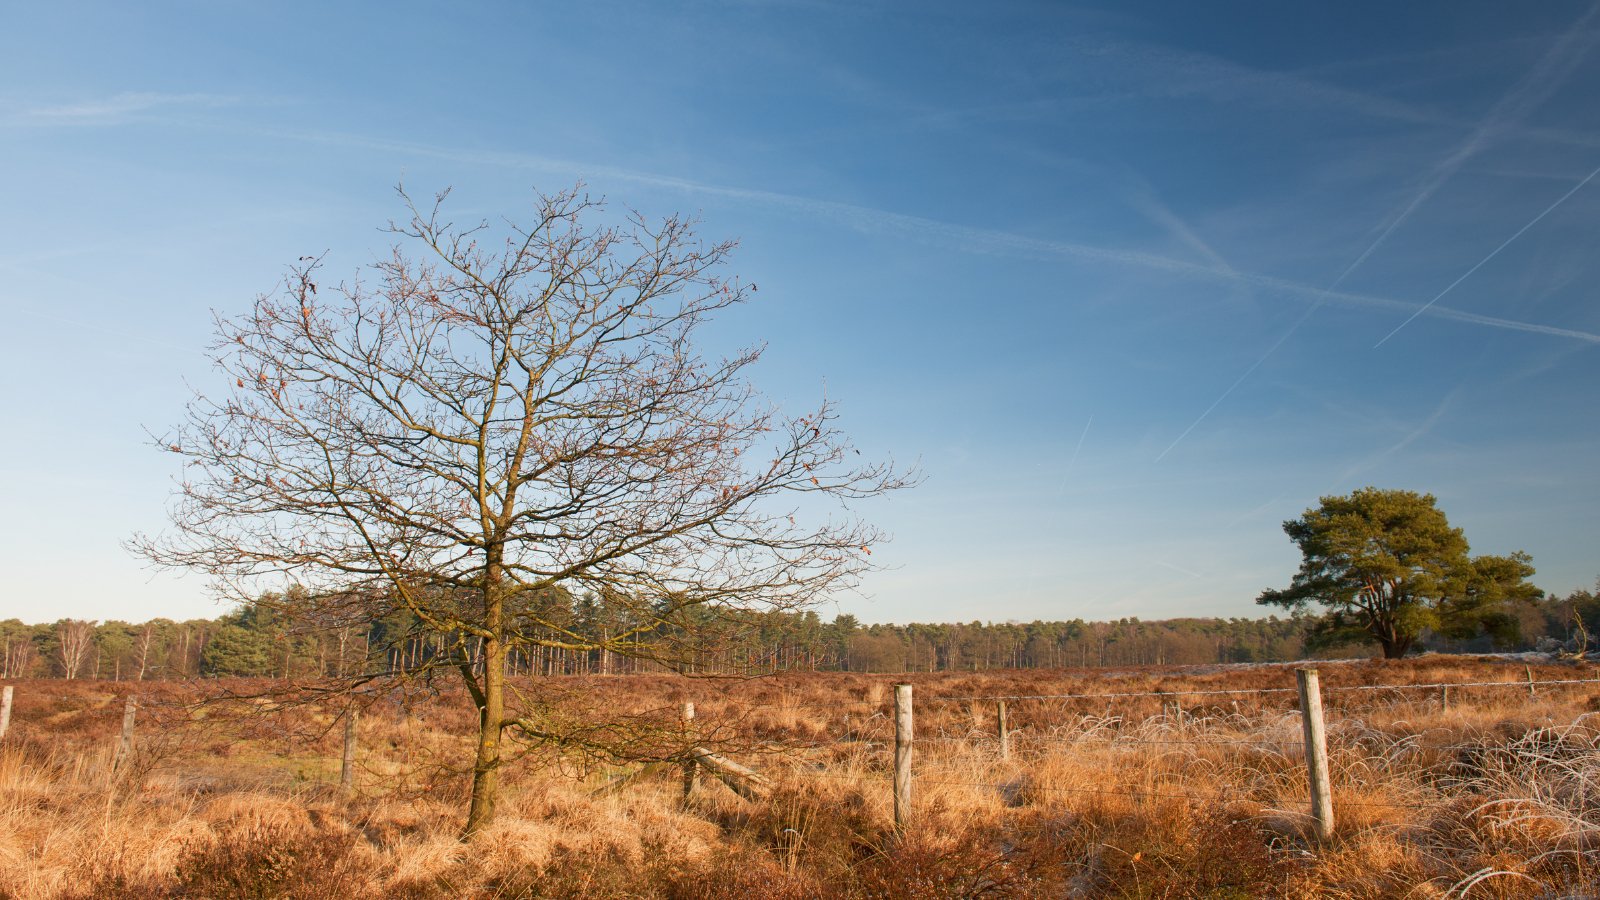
<box><xmin>776</xmin><ymin>768</ymin><xmax>1440</xmax><ymax>811</ymax></box>
<box><xmin>922</xmin><ymin>676</ymin><xmax>1600</xmax><ymax>704</ymax></box>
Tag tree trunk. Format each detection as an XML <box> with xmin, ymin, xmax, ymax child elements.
<box><xmin>1379</xmin><ymin>636</ymin><xmax>1410</xmax><ymax>659</ymax></box>
<box><xmin>463</xmin><ymin>577</ymin><xmax>507</xmax><ymax>839</ymax></box>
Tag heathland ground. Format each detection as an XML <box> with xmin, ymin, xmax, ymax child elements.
<box><xmin>1</xmin><ymin>655</ymin><xmax>1597</xmax><ymax>898</ymax></box>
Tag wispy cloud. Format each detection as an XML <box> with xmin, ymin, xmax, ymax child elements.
<box><xmin>1005</xmin><ymin>32</ymin><xmax>1600</xmax><ymax>155</ymax></box>
<box><xmin>6</xmin><ymin>302</ymin><xmax>202</xmax><ymax>355</ymax></box>
<box><xmin>1072</xmin><ymin>38</ymin><xmax>1461</xmax><ymax>130</ymax></box>
<box><xmin>1152</xmin><ymin>6</ymin><xmax>1600</xmax><ymax>462</ymax></box>
<box><xmin>1337</xmin><ymin>1</ymin><xmax>1600</xmax><ymax>280</ymax></box>
<box><xmin>6</xmin><ymin>92</ymin><xmax>239</xmax><ymax>124</ymax></box>
<box><xmin>1326</xmin><ymin>388</ymin><xmax>1459</xmax><ymax>491</ymax></box>
<box><xmin>1225</xmin><ymin>493</ymin><xmax>1289</xmax><ymax>528</ymax></box>
<box><xmin>876</xmin><ymin>37</ymin><xmax>1468</xmax><ymax>141</ymax></box>
<box><xmin>187</xmin><ymin>124</ymin><xmax>1600</xmax><ymax>348</ymax></box>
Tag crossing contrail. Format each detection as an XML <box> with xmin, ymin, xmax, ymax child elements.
<box><xmin>1153</xmin><ymin>2</ymin><xmax>1600</xmax><ymax>462</ymax></box>
<box><xmin>1341</xmin><ymin>0</ymin><xmax>1600</xmax><ymax>282</ymax></box>
<box><xmin>1374</xmin><ymin>161</ymin><xmax>1600</xmax><ymax>348</ymax></box>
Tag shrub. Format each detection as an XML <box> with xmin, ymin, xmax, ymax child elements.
<box><xmin>172</xmin><ymin>818</ymin><xmax>368</xmax><ymax>900</ymax></box>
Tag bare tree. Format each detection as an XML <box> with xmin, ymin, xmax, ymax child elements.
<box><xmin>55</xmin><ymin>619</ymin><xmax>96</xmax><ymax>680</ymax></box>
<box><xmin>133</xmin><ymin>620</ymin><xmax>164</xmax><ymax>680</ymax></box>
<box><xmin>2</xmin><ymin>633</ymin><xmax>37</xmax><ymax>678</ymax></box>
<box><xmin>134</xmin><ymin>186</ymin><xmax>909</xmax><ymax>836</ymax></box>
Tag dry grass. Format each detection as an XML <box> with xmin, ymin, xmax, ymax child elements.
<box><xmin>1</xmin><ymin>655</ymin><xmax>1596</xmax><ymax>898</ymax></box>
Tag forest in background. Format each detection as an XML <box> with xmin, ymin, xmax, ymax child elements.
<box><xmin>4</xmin><ymin>583</ymin><xmax>1596</xmax><ymax>681</ymax></box>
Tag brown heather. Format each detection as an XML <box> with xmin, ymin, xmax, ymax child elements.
<box><xmin>1</xmin><ymin>655</ymin><xmax>1597</xmax><ymax>898</ymax></box>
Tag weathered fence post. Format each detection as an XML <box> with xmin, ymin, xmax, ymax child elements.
<box><xmin>0</xmin><ymin>685</ymin><xmax>12</xmax><ymax>741</ymax></box>
<box><xmin>893</xmin><ymin>683</ymin><xmax>913</xmax><ymax>831</ymax></box>
<box><xmin>1526</xmin><ymin>666</ymin><xmax>1537</xmax><ymax>699</ymax></box>
<box><xmin>341</xmin><ymin>707</ymin><xmax>359</xmax><ymax>792</ymax></box>
<box><xmin>996</xmin><ymin>699</ymin><xmax>1009</xmax><ymax>761</ymax></box>
<box><xmin>681</xmin><ymin>702</ymin><xmax>698</xmax><ymax>800</ymax></box>
<box><xmin>1296</xmin><ymin>669</ymin><xmax>1334</xmax><ymax>841</ymax></box>
<box><xmin>1440</xmin><ymin>684</ymin><xmax>1449</xmax><ymax>714</ymax></box>
<box><xmin>113</xmin><ymin>695</ymin><xmax>137</xmax><ymax>771</ymax></box>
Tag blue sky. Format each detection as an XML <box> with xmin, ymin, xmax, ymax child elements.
<box><xmin>2</xmin><ymin>1</ymin><xmax>1598</xmax><ymax>625</ymax></box>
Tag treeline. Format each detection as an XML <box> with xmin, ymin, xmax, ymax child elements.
<box><xmin>3</xmin><ymin>586</ymin><xmax>1595</xmax><ymax>680</ymax></box>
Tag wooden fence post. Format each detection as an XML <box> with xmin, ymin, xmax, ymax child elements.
<box><xmin>1296</xmin><ymin>669</ymin><xmax>1334</xmax><ymax>841</ymax></box>
<box><xmin>681</xmin><ymin>702</ymin><xmax>698</xmax><ymax>800</ymax></box>
<box><xmin>341</xmin><ymin>707</ymin><xmax>359</xmax><ymax>792</ymax></box>
<box><xmin>1440</xmin><ymin>684</ymin><xmax>1449</xmax><ymax>714</ymax></box>
<box><xmin>894</xmin><ymin>684</ymin><xmax>913</xmax><ymax>831</ymax></box>
<box><xmin>996</xmin><ymin>699</ymin><xmax>1009</xmax><ymax>761</ymax></box>
<box><xmin>0</xmin><ymin>685</ymin><xmax>12</xmax><ymax>741</ymax></box>
<box><xmin>113</xmin><ymin>696</ymin><xmax>137</xmax><ymax>771</ymax></box>
<box><xmin>1526</xmin><ymin>666</ymin><xmax>1537</xmax><ymax>699</ymax></box>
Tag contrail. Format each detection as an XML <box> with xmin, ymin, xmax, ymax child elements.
<box><xmin>1340</xmin><ymin>0</ymin><xmax>1600</xmax><ymax>280</ymax></box>
<box><xmin>1153</xmin><ymin>4</ymin><xmax>1600</xmax><ymax>462</ymax></box>
<box><xmin>1153</xmin><ymin>302</ymin><xmax>1317</xmax><ymax>462</ymax></box>
<box><xmin>1064</xmin><ymin>416</ymin><xmax>1093</xmax><ymax>480</ymax></box>
<box><xmin>10</xmin><ymin>304</ymin><xmax>202</xmax><ymax>355</ymax></box>
<box><xmin>1324</xmin><ymin>387</ymin><xmax>1459</xmax><ymax>493</ymax></box>
<box><xmin>1375</xmin><ymin>161</ymin><xmax>1600</xmax><ymax>348</ymax></box>
<box><xmin>1152</xmin><ymin>559</ymin><xmax>1204</xmax><ymax>580</ymax></box>
<box><xmin>178</xmin><ymin>123</ymin><xmax>1600</xmax><ymax>345</ymax></box>
<box><xmin>1127</xmin><ymin>178</ymin><xmax>1240</xmax><ymax>277</ymax></box>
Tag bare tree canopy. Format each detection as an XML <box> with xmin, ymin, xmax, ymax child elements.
<box><xmin>132</xmin><ymin>185</ymin><xmax>912</xmax><ymax>834</ymax></box>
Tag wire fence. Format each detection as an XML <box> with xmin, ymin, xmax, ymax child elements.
<box><xmin>10</xmin><ymin>667</ymin><xmax>1592</xmax><ymax>832</ymax></box>
<box><xmin>918</xmin><ymin>676</ymin><xmax>1600</xmax><ymax>704</ymax></box>
<box><xmin>665</xmin><ymin>669</ymin><xmax>1600</xmax><ymax>832</ymax></box>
